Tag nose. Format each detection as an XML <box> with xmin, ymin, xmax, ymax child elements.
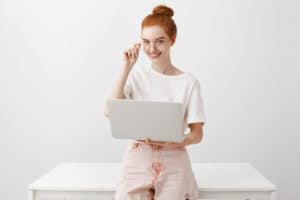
<box><xmin>149</xmin><ymin>43</ymin><xmax>158</xmax><ymax>52</ymax></box>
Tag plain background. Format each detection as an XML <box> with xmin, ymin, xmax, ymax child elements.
<box><xmin>0</xmin><ymin>0</ymin><xmax>299</xmax><ymax>199</ymax></box>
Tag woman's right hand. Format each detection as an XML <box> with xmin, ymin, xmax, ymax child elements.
<box><xmin>123</xmin><ymin>42</ymin><xmax>141</xmax><ymax>70</ymax></box>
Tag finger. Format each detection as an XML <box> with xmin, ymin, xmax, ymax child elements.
<box><xmin>129</xmin><ymin>49</ymin><xmax>134</xmax><ymax>59</ymax></box>
<box><xmin>132</xmin><ymin>48</ymin><xmax>137</xmax><ymax>58</ymax></box>
<box><xmin>134</xmin><ymin>43</ymin><xmax>141</xmax><ymax>49</ymax></box>
<box><xmin>126</xmin><ymin>49</ymin><xmax>131</xmax><ymax>58</ymax></box>
<box><xmin>134</xmin><ymin>46</ymin><xmax>139</xmax><ymax>57</ymax></box>
<box><xmin>146</xmin><ymin>139</ymin><xmax>154</xmax><ymax>144</ymax></box>
<box><xmin>124</xmin><ymin>52</ymin><xmax>130</xmax><ymax>61</ymax></box>
<box><xmin>148</xmin><ymin>141</ymin><xmax>166</xmax><ymax>145</ymax></box>
<box><xmin>151</xmin><ymin>140</ymin><xmax>165</xmax><ymax>144</ymax></box>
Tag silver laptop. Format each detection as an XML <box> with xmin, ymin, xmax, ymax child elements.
<box><xmin>106</xmin><ymin>99</ymin><xmax>185</xmax><ymax>142</ymax></box>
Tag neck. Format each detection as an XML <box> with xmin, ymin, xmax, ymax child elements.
<box><xmin>151</xmin><ymin>56</ymin><xmax>173</xmax><ymax>74</ymax></box>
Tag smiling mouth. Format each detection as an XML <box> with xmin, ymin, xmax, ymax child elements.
<box><xmin>147</xmin><ymin>52</ymin><xmax>162</xmax><ymax>58</ymax></box>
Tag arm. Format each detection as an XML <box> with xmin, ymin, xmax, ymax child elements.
<box><xmin>143</xmin><ymin>122</ymin><xmax>204</xmax><ymax>148</ymax></box>
<box><xmin>181</xmin><ymin>122</ymin><xmax>204</xmax><ymax>146</ymax></box>
<box><xmin>103</xmin><ymin>67</ymin><xmax>131</xmax><ymax>118</ymax></box>
<box><xmin>103</xmin><ymin>42</ymin><xmax>141</xmax><ymax>118</ymax></box>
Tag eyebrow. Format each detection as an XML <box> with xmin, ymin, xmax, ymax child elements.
<box><xmin>142</xmin><ymin>37</ymin><xmax>165</xmax><ymax>41</ymax></box>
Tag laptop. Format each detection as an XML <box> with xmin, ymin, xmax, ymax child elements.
<box><xmin>106</xmin><ymin>98</ymin><xmax>185</xmax><ymax>142</ymax></box>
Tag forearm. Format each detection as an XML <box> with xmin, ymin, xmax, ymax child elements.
<box><xmin>108</xmin><ymin>66</ymin><xmax>131</xmax><ymax>99</ymax></box>
<box><xmin>104</xmin><ymin>66</ymin><xmax>131</xmax><ymax>117</ymax></box>
<box><xmin>181</xmin><ymin>130</ymin><xmax>203</xmax><ymax>147</ymax></box>
<box><xmin>141</xmin><ymin>128</ymin><xmax>203</xmax><ymax>148</ymax></box>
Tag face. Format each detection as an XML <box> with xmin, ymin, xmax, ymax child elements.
<box><xmin>141</xmin><ymin>25</ymin><xmax>175</xmax><ymax>61</ymax></box>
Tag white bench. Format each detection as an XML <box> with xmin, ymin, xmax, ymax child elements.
<box><xmin>28</xmin><ymin>162</ymin><xmax>276</xmax><ymax>200</ymax></box>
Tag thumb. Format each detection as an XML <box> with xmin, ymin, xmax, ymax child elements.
<box><xmin>135</xmin><ymin>43</ymin><xmax>141</xmax><ymax>49</ymax></box>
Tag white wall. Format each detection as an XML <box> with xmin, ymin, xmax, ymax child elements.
<box><xmin>0</xmin><ymin>0</ymin><xmax>299</xmax><ymax>199</ymax></box>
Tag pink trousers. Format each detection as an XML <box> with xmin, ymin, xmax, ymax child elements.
<box><xmin>114</xmin><ymin>141</ymin><xmax>200</xmax><ymax>200</ymax></box>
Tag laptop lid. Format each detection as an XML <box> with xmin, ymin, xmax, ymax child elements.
<box><xmin>107</xmin><ymin>99</ymin><xmax>185</xmax><ymax>143</ymax></box>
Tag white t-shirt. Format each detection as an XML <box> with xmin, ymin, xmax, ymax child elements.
<box><xmin>123</xmin><ymin>64</ymin><xmax>206</xmax><ymax>133</ymax></box>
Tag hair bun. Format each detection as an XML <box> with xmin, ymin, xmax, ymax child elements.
<box><xmin>152</xmin><ymin>5</ymin><xmax>174</xmax><ymax>18</ymax></box>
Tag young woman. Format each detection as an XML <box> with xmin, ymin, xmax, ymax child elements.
<box><xmin>104</xmin><ymin>5</ymin><xmax>206</xmax><ymax>200</ymax></box>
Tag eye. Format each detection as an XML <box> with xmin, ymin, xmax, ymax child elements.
<box><xmin>143</xmin><ymin>41</ymin><xmax>149</xmax><ymax>44</ymax></box>
<box><xmin>158</xmin><ymin>40</ymin><xmax>164</xmax><ymax>43</ymax></box>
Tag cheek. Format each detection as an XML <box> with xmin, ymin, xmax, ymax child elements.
<box><xmin>160</xmin><ymin>47</ymin><xmax>169</xmax><ymax>53</ymax></box>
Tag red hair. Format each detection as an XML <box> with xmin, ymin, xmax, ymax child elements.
<box><xmin>141</xmin><ymin>5</ymin><xmax>177</xmax><ymax>43</ymax></box>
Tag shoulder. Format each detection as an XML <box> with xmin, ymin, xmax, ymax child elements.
<box><xmin>184</xmin><ymin>73</ymin><xmax>201</xmax><ymax>86</ymax></box>
<box><xmin>182</xmin><ymin>73</ymin><xmax>203</xmax><ymax>96</ymax></box>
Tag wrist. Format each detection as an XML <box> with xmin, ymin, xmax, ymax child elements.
<box><xmin>180</xmin><ymin>133</ymin><xmax>195</xmax><ymax>147</ymax></box>
<box><xmin>122</xmin><ymin>64</ymin><xmax>133</xmax><ymax>71</ymax></box>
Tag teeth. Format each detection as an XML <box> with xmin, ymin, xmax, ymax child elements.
<box><xmin>149</xmin><ymin>53</ymin><xmax>161</xmax><ymax>57</ymax></box>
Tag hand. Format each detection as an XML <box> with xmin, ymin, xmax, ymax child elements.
<box><xmin>123</xmin><ymin>42</ymin><xmax>141</xmax><ymax>70</ymax></box>
<box><xmin>138</xmin><ymin>138</ymin><xmax>184</xmax><ymax>149</ymax></box>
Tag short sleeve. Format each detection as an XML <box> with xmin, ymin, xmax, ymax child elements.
<box><xmin>186</xmin><ymin>79</ymin><xmax>206</xmax><ymax>125</ymax></box>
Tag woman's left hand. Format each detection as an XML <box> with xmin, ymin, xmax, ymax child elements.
<box><xmin>138</xmin><ymin>138</ymin><xmax>185</xmax><ymax>148</ymax></box>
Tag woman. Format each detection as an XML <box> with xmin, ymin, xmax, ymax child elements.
<box><xmin>104</xmin><ymin>5</ymin><xmax>206</xmax><ymax>200</ymax></box>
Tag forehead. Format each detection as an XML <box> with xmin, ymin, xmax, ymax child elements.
<box><xmin>142</xmin><ymin>26</ymin><xmax>168</xmax><ymax>40</ymax></box>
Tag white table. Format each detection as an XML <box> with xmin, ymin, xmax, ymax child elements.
<box><xmin>28</xmin><ymin>162</ymin><xmax>276</xmax><ymax>200</ymax></box>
